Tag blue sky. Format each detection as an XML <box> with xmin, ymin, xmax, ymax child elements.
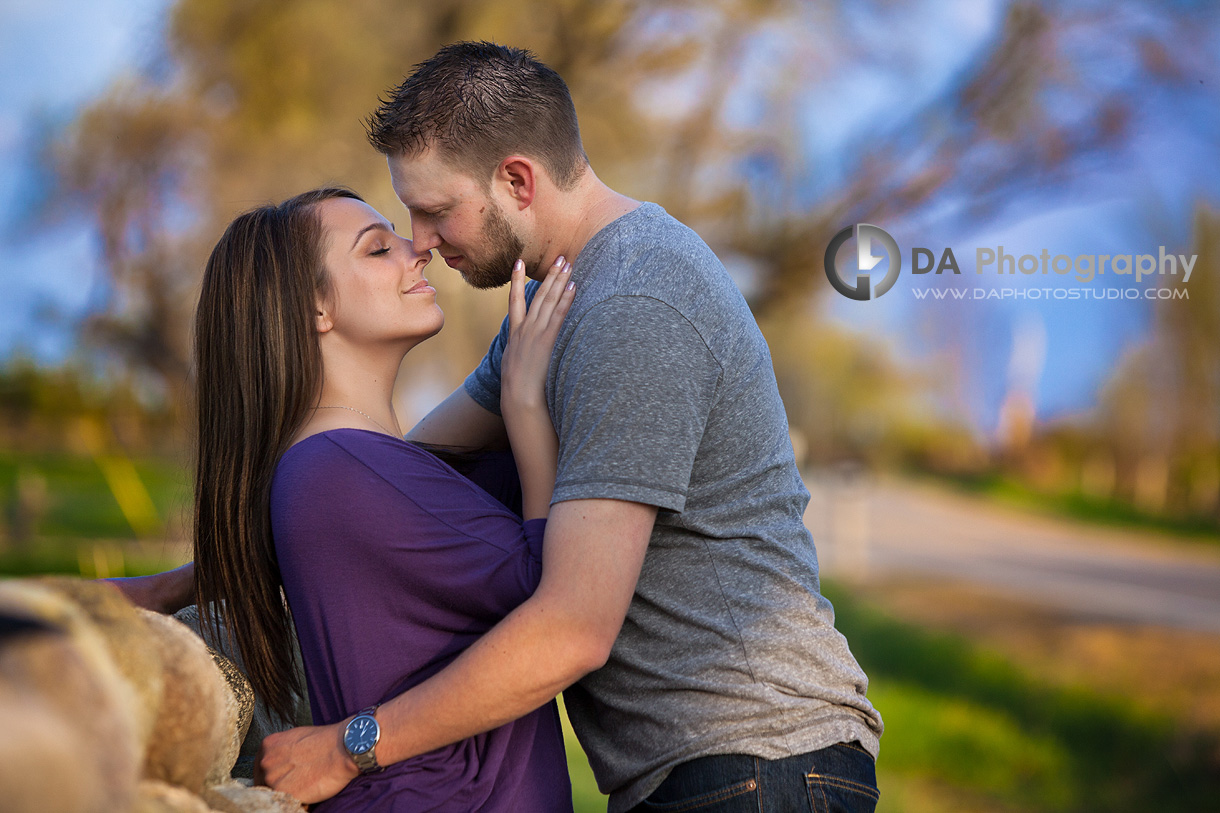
<box><xmin>0</xmin><ymin>0</ymin><xmax>169</xmax><ymax>358</ymax></box>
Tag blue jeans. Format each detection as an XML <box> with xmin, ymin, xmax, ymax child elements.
<box><xmin>628</xmin><ymin>742</ymin><xmax>879</xmax><ymax>813</ymax></box>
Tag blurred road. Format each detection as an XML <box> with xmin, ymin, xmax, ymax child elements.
<box><xmin>805</xmin><ymin>472</ymin><xmax>1220</xmax><ymax>634</ymax></box>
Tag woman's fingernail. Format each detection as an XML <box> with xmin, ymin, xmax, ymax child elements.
<box><xmin>555</xmin><ymin>255</ymin><xmax>566</xmax><ymax>266</ymax></box>
<box><xmin>566</xmin><ymin>280</ymin><xmax>575</xmax><ymax>291</ymax></box>
<box><xmin>563</xmin><ymin>263</ymin><xmax>572</xmax><ymax>274</ymax></box>
<box><xmin>514</xmin><ymin>259</ymin><xmax>524</xmax><ymax>271</ymax></box>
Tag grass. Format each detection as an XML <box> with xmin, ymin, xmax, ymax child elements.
<box><xmin>868</xmin><ymin>682</ymin><xmax>1074</xmax><ymax>810</ymax></box>
<box><xmin>0</xmin><ymin>448</ymin><xmax>190</xmax><ymax>541</ymax></box>
<box><xmin>0</xmin><ymin>538</ymin><xmax>186</xmax><ymax>579</ymax></box>
<box><xmin>823</xmin><ymin>581</ymin><xmax>1220</xmax><ymax>813</ymax></box>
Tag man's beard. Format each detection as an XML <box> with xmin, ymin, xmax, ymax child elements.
<box><xmin>459</xmin><ymin>201</ymin><xmax>526</xmax><ymax>290</ymax></box>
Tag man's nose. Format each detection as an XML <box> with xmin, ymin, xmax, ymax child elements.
<box><xmin>401</xmin><ymin>237</ymin><xmax>433</xmax><ymax>264</ymax></box>
<box><xmin>409</xmin><ymin>223</ymin><xmax>441</xmax><ymax>253</ymax></box>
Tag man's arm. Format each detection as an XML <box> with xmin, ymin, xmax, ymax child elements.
<box><xmin>405</xmin><ymin>385</ymin><xmax>508</xmax><ymax>451</ymax></box>
<box><xmin>257</xmin><ymin>497</ymin><xmax>657</xmax><ymax>801</ymax></box>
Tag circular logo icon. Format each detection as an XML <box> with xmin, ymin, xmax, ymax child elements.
<box><xmin>824</xmin><ymin>224</ymin><xmax>902</xmax><ymax>300</ymax></box>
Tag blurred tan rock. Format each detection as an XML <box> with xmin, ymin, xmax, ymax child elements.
<box><xmin>205</xmin><ymin>647</ymin><xmax>255</xmax><ymax>786</ymax></box>
<box><xmin>0</xmin><ymin>612</ymin><xmax>139</xmax><ymax>813</ymax></box>
<box><xmin>138</xmin><ymin>609</ymin><xmax>233</xmax><ymax>794</ymax></box>
<box><xmin>0</xmin><ymin>577</ymin><xmax>306</xmax><ymax>813</ymax></box>
<box><xmin>204</xmin><ymin>780</ymin><xmax>307</xmax><ymax>813</ymax></box>
<box><xmin>135</xmin><ymin>779</ymin><xmax>215</xmax><ymax>813</ymax></box>
<box><xmin>1</xmin><ymin>577</ymin><xmax>161</xmax><ymax>747</ymax></box>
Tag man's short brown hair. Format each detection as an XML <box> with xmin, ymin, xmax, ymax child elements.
<box><xmin>366</xmin><ymin>41</ymin><xmax>588</xmax><ymax>189</ymax></box>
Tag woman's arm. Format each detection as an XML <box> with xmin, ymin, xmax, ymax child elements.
<box><xmin>106</xmin><ymin>561</ymin><xmax>195</xmax><ymax>613</ymax></box>
<box><xmin>499</xmin><ymin>257</ymin><xmax>575</xmax><ymax>520</ymax></box>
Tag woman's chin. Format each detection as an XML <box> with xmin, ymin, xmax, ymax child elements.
<box><xmin>398</xmin><ymin>309</ymin><xmax>445</xmax><ymax>344</ymax></box>
<box><xmin>424</xmin><ymin>309</ymin><xmax>445</xmax><ymax>339</ymax></box>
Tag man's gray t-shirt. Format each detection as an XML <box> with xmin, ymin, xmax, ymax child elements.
<box><xmin>465</xmin><ymin>202</ymin><xmax>883</xmax><ymax>811</ymax></box>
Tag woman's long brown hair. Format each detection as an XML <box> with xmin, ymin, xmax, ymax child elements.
<box><xmin>193</xmin><ymin>187</ymin><xmax>360</xmax><ymax>721</ymax></box>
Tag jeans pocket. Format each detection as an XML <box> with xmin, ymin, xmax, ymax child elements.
<box><xmin>638</xmin><ymin>777</ymin><xmax>760</xmax><ymax>812</ymax></box>
<box><xmin>805</xmin><ymin>774</ymin><xmax>879</xmax><ymax>813</ymax></box>
<box><xmin>805</xmin><ymin>743</ymin><xmax>880</xmax><ymax>813</ymax></box>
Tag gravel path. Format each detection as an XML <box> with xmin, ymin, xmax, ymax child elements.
<box><xmin>804</xmin><ymin>472</ymin><xmax>1220</xmax><ymax>633</ymax></box>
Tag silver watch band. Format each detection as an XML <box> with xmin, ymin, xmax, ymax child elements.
<box><xmin>348</xmin><ymin>704</ymin><xmax>383</xmax><ymax>775</ymax></box>
<box><xmin>352</xmin><ymin>746</ymin><xmax>381</xmax><ymax>774</ymax></box>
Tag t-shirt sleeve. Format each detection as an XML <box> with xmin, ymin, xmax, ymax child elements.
<box><xmin>463</xmin><ymin>280</ymin><xmax>543</xmax><ymax>416</ymax></box>
<box><xmin>550</xmin><ymin>296</ymin><xmax>721</xmax><ymax>512</ymax></box>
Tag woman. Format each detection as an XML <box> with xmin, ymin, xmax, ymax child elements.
<box><xmin>192</xmin><ymin>186</ymin><xmax>576</xmax><ymax>811</ymax></box>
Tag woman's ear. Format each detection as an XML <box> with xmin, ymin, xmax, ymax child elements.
<box><xmin>315</xmin><ymin>302</ymin><xmax>334</xmax><ymax>334</ymax></box>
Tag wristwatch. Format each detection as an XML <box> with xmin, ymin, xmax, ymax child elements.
<box><xmin>342</xmin><ymin>705</ymin><xmax>383</xmax><ymax>774</ymax></box>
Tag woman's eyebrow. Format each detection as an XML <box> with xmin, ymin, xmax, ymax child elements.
<box><xmin>351</xmin><ymin>222</ymin><xmax>392</xmax><ymax>250</ymax></box>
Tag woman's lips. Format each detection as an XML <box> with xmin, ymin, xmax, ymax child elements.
<box><xmin>404</xmin><ymin>279</ymin><xmax>435</xmax><ymax>294</ymax></box>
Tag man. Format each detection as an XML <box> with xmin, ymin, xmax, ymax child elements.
<box><xmin>125</xmin><ymin>41</ymin><xmax>883</xmax><ymax>812</ymax></box>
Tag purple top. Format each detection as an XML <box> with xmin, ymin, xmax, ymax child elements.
<box><xmin>270</xmin><ymin>429</ymin><xmax>573</xmax><ymax>812</ymax></box>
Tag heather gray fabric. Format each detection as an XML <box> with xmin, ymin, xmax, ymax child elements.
<box><xmin>464</xmin><ymin>202</ymin><xmax>882</xmax><ymax>812</ymax></box>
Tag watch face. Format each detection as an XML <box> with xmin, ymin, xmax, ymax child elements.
<box><xmin>344</xmin><ymin>715</ymin><xmax>379</xmax><ymax>755</ymax></box>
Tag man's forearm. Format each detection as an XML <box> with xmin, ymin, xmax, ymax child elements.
<box><xmin>374</xmin><ymin>499</ymin><xmax>653</xmax><ymax>763</ymax></box>
<box><xmin>376</xmin><ymin>587</ymin><xmax>605</xmax><ymax>765</ymax></box>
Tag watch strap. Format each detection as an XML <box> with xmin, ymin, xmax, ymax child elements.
<box><xmin>346</xmin><ymin>704</ymin><xmax>383</xmax><ymax>775</ymax></box>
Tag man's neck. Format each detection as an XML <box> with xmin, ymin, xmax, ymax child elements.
<box><xmin>530</xmin><ymin>172</ymin><xmax>639</xmax><ymax>279</ymax></box>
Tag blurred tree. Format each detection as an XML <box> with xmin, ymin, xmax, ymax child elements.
<box><xmin>0</xmin><ymin>357</ymin><xmax>177</xmax><ymax>454</ymax></box>
<box><xmin>1094</xmin><ymin>205</ymin><xmax>1220</xmax><ymax>518</ymax></box>
<box><xmin>47</xmin><ymin>0</ymin><xmax>671</xmax><ymax>413</ymax></box>
<box><xmin>53</xmin><ymin>90</ymin><xmax>199</xmax><ymax>407</ymax></box>
<box><xmin>44</xmin><ymin>0</ymin><xmax>1196</xmax><ymax>464</ymax></box>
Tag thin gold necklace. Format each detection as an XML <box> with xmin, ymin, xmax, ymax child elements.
<box><xmin>314</xmin><ymin>405</ymin><xmax>399</xmax><ymax>437</ymax></box>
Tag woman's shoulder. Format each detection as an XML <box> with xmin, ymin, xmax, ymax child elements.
<box><xmin>275</xmin><ymin>428</ymin><xmax>435</xmax><ymax>484</ymax></box>
<box><xmin>280</xmin><ymin>427</ymin><xmax>417</xmax><ymax>462</ymax></box>
<box><xmin>274</xmin><ymin>429</ymin><xmax>520</xmax><ymax>515</ymax></box>
<box><xmin>269</xmin><ymin>430</ymin><xmax>442</xmax><ymax>531</ymax></box>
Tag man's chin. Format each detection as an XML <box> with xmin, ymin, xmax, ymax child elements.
<box><xmin>458</xmin><ymin>263</ymin><xmax>514</xmax><ymax>290</ymax></box>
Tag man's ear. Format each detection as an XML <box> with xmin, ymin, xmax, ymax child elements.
<box><xmin>315</xmin><ymin>301</ymin><xmax>334</xmax><ymax>334</ymax></box>
<box><xmin>497</xmin><ymin>156</ymin><xmax>536</xmax><ymax>210</ymax></box>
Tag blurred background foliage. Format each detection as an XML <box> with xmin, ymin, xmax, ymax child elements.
<box><xmin>3</xmin><ymin>0</ymin><xmax>1220</xmax><ymax>810</ymax></box>
<box><xmin>20</xmin><ymin>0</ymin><xmax>1220</xmax><ymax>539</ymax></box>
